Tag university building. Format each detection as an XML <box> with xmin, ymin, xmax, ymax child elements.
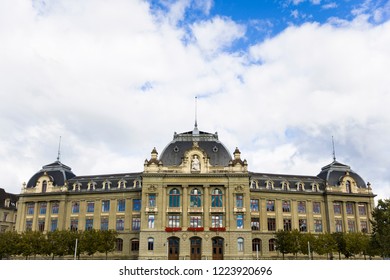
<box><xmin>14</xmin><ymin>124</ymin><xmax>375</xmax><ymax>259</ymax></box>
<box><xmin>0</xmin><ymin>188</ymin><xmax>18</xmax><ymax>232</ymax></box>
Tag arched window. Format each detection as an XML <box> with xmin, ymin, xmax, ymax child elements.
<box><xmin>298</xmin><ymin>183</ymin><xmax>304</xmax><ymax>191</ymax></box>
<box><xmin>131</xmin><ymin>238</ymin><xmax>139</xmax><ymax>252</ymax></box>
<box><xmin>252</xmin><ymin>238</ymin><xmax>262</xmax><ymax>252</ymax></box>
<box><xmin>169</xmin><ymin>188</ymin><xmax>180</xmax><ymax>207</ymax></box>
<box><xmin>346</xmin><ymin>180</ymin><xmax>352</xmax><ymax>193</ymax></box>
<box><xmin>147</xmin><ymin>237</ymin><xmax>154</xmax><ymax>251</ymax></box>
<box><xmin>268</xmin><ymin>239</ymin><xmax>276</xmax><ymax>252</ymax></box>
<box><xmin>211</xmin><ymin>189</ymin><xmax>223</xmax><ymax>207</ymax></box>
<box><xmin>237</xmin><ymin>238</ymin><xmax>244</xmax><ymax>252</ymax></box>
<box><xmin>190</xmin><ymin>188</ymin><xmax>202</xmax><ymax>207</ymax></box>
<box><xmin>42</xmin><ymin>180</ymin><xmax>47</xmax><ymax>193</ymax></box>
<box><xmin>116</xmin><ymin>238</ymin><xmax>123</xmax><ymax>251</ymax></box>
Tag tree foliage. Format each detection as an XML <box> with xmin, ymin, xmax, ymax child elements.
<box><xmin>370</xmin><ymin>198</ymin><xmax>390</xmax><ymax>258</ymax></box>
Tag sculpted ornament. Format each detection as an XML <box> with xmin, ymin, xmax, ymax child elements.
<box><xmin>191</xmin><ymin>155</ymin><xmax>200</xmax><ymax>171</ymax></box>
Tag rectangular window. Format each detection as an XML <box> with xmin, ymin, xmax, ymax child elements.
<box><xmin>346</xmin><ymin>202</ymin><xmax>354</xmax><ymax>215</ymax></box>
<box><xmin>38</xmin><ymin>219</ymin><xmax>45</xmax><ymax>232</ymax></box>
<box><xmin>266</xmin><ymin>200</ymin><xmax>275</xmax><ymax>212</ymax></box>
<box><xmin>85</xmin><ymin>218</ymin><xmax>94</xmax><ymax>230</ymax></box>
<box><xmin>211</xmin><ymin>215</ymin><xmax>224</xmax><ymax>228</ymax></box>
<box><xmin>333</xmin><ymin>202</ymin><xmax>342</xmax><ymax>215</ymax></box>
<box><xmin>251</xmin><ymin>218</ymin><xmax>260</xmax><ymax>230</ymax></box>
<box><xmin>189</xmin><ymin>216</ymin><xmax>202</xmax><ymax>228</ymax></box>
<box><xmin>26</xmin><ymin>219</ymin><xmax>33</xmax><ymax>231</ymax></box>
<box><xmin>283</xmin><ymin>218</ymin><xmax>292</xmax><ymax>231</ymax></box>
<box><xmin>335</xmin><ymin>219</ymin><xmax>343</xmax><ymax>232</ymax></box>
<box><xmin>236</xmin><ymin>194</ymin><xmax>243</xmax><ymax>208</ymax></box>
<box><xmin>267</xmin><ymin>218</ymin><xmax>276</xmax><ymax>231</ymax></box>
<box><xmin>236</xmin><ymin>214</ymin><xmax>243</xmax><ymax>229</ymax></box>
<box><xmin>39</xmin><ymin>203</ymin><xmax>47</xmax><ymax>215</ymax></box>
<box><xmin>298</xmin><ymin>201</ymin><xmax>306</xmax><ymax>213</ymax></box>
<box><xmin>250</xmin><ymin>199</ymin><xmax>259</xmax><ymax>212</ymax></box>
<box><xmin>100</xmin><ymin>217</ymin><xmax>109</xmax><ymax>230</ymax></box>
<box><xmin>282</xmin><ymin>200</ymin><xmax>291</xmax><ymax>212</ymax></box>
<box><xmin>313</xmin><ymin>202</ymin><xmax>321</xmax><ymax>214</ymax></box>
<box><xmin>148</xmin><ymin>194</ymin><xmax>156</xmax><ymax>207</ymax></box>
<box><xmin>361</xmin><ymin>220</ymin><xmax>368</xmax><ymax>233</ymax></box>
<box><xmin>87</xmin><ymin>201</ymin><xmax>95</xmax><ymax>213</ymax></box>
<box><xmin>359</xmin><ymin>204</ymin><xmax>367</xmax><ymax>216</ymax></box>
<box><xmin>168</xmin><ymin>215</ymin><xmax>180</xmax><ymax>227</ymax></box>
<box><xmin>116</xmin><ymin>217</ymin><xmax>125</xmax><ymax>231</ymax></box>
<box><xmin>51</xmin><ymin>202</ymin><xmax>59</xmax><ymax>214</ymax></box>
<box><xmin>314</xmin><ymin>219</ymin><xmax>323</xmax><ymax>232</ymax></box>
<box><xmin>27</xmin><ymin>203</ymin><xmax>34</xmax><ymax>215</ymax></box>
<box><xmin>102</xmin><ymin>200</ymin><xmax>110</xmax><ymax>212</ymax></box>
<box><xmin>132</xmin><ymin>199</ymin><xmax>141</xmax><ymax>211</ymax></box>
<box><xmin>117</xmin><ymin>199</ymin><xmax>126</xmax><ymax>212</ymax></box>
<box><xmin>72</xmin><ymin>202</ymin><xmax>80</xmax><ymax>214</ymax></box>
<box><xmin>70</xmin><ymin>219</ymin><xmax>78</xmax><ymax>231</ymax></box>
<box><xmin>348</xmin><ymin>220</ymin><xmax>355</xmax><ymax>232</ymax></box>
<box><xmin>51</xmin><ymin>219</ymin><xmax>58</xmax><ymax>232</ymax></box>
<box><xmin>148</xmin><ymin>215</ymin><xmax>155</xmax><ymax>229</ymax></box>
<box><xmin>3</xmin><ymin>212</ymin><xmax>8</xmax><ymax>222</ymax></box>
<box><xmin>132</xmin><ymin>217</ymin><xmax>141</xmax><ymax>231</ymax></box>
<box><xmin>299</xmin><ymin>219</ymin><xmax>307</xmax><ymax>232</ymax></box>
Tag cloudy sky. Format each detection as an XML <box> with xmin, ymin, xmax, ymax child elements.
<box><xmin>1</xmin><ymin>0</ymin><xmax>389</xmax><ymax>201</ymax></box>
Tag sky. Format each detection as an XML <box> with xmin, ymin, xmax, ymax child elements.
<box><xmin>1</xmin><ymin>0</ymin><xmax>390</xmax><ymax>202</ymax></box>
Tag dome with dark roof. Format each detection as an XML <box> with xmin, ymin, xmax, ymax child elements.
<box><xmin>317</xmin><ymin>160</ymin><xmax>367</xmax><ymax>188</ymax></box>
<box><xmin>159</xmin><ymin>126</ymin><xmax>233</xmax><ymax>167</ymax></box>
<box><xmin>26</xmin><ymin>160</ymin><xmax>76</xmax><ymax>188</ymax></box>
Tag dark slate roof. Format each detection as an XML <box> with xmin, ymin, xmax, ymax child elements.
<box><xmin>26</xmin><ymin>161</ymin><xmax>76</xmax><ymax>188</ymax></box>
<box><xmin>159</xmin><ymin>128</ymin><xmax>233</xmax><ymax>166</ymax></box>
<box><xmin>317</xmin><ymin>160</ymin><xmax>367</xmax><ymax>188</ymax></box>
<box><xmin>67</xmin><ymin>172</ymin><xmax>142</xmax><ymax>191</ymax></box>
<box><xmin>0</xmin><ymin>188</ymin><xmax>18</xmax><ymax>210</ymax></box>
<box><xmin>249</xmin><ymin>172</ymin><xmax>326</xmax><ymax>191</ymax></box>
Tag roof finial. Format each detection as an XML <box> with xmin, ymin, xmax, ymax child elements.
<box><xmin>332</xmin><ymin>136</ymin><xmax>336</xmax><ymax>162</ymax></box>
<box><xmin>57</xmin><ymin>136</ymin><xmax>62</xmax><ymax>162</ymax></box>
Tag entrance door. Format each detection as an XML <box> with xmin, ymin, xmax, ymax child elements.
<box><xmin>212</xmin><ymin>237</ymin><xmax>224</xmax><ymax>260</ymax></box>
<box><xmin>190</xmin><ymin>237</ymin><xmax>202</xmax><ymax>260</ymax></box>
<box><xmin>168</xmin><ymin>237</ymin><xmax>180</xmax><ymax>260</ymax></box>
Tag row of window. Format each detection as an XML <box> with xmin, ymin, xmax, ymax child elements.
<box><xmin>335</xmin><ymin>219</ymin><xmax>368</xmax><ymax>233</ymax></box>
<box><xmin>333</xmin><ymin>202</ymin><xmax>367</xmax><ymax>215</ymax></box>
<box><xmin>250</xmin><ymin>180</ymin><xmax>320</xmax><ymax>192</ymax></box>
<box><xmin>26</xmin><ymin>199</ymin><xmax>142</xmax><ymax>216</ymax></box>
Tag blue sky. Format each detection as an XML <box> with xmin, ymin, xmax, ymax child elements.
<box><xmin>1</xmin><ymin>0</ymin><xmax>390</xmax><ymax>201</ymax></box>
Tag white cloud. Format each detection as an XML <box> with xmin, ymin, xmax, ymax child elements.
<box><xmin>322</xmin><ymin>2</ymin><xmax>337</xmax><ymax>9</ymax></box>
<box><xmin>1</xmin><ymin>0</ymin><xmax>390</xmax><ymax>202</ymax></box>
<box><xmin>190</xmin><ymin>16</ymin><xmax>246</xmax><ymax>54</ymax></box>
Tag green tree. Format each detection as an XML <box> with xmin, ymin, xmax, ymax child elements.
<box><xmin>0</xmin><ymin>231</ymin><xmax>20</xmax><ymax>259</ymax></box>
<box><xmin>313</xmin><ymin>233</ymin><xmax>336</xmax><ymax>259</ymax></box>
<box><xmin>370</xmin><ymin>198</ymin><xmax>390</xmax><ymax>259</ymax></box>
<box><xmin>331</xmin><ymin>232</ymin><xmax>349</xmax><ymax>259</ymax></box>
<box><xmin>80</xmin><ymin>229</ymin><xmax>100</xmax><ymax>257</ymax></box>
<box><xmin>97</xmin><ymin>230</ymin><xmax>118</xmax><ymax>260</ymax></box>
<box><xmin>275</xmin><ymin>230</ymin><xmax>292</xmax><ymax>260</ymax></box>
<box><xmin>47</xmin><ymin>230</ymin><xmax>74</xmax><ymax>259</ymax></box>
<box><xmin>345</xmin><ymin>232</ymin><xmax>369</xmax><ymax>258</ymax></box>
<box><xmin>299</xmin><ymin>233</ymin><xmax>316</xmax><ymax>258</ymax></box>
<box><xmin>19</xmin><ymin>231</ymin><xmax>47</xmax><ymax>259</ymax></box>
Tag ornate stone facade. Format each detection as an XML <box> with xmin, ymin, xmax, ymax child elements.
<box><xmin>14</xmin><ymin>126</ymin><xmax>375</xmax><ymax>259</ymax></box>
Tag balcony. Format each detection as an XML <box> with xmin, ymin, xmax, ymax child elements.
<box><xmin>187</xmin><ymin>227</ymin><xmax>204</xmax><ymax>232</ymax></box>
<box><xmin>166</xmin><ymin>207</ymin><xmax>182</xmax><ymax>213</ymax></box>
<box><xmin>188</xmin><ymin>207</ymin><xmax>203</xmax><ymax>213</ymax></box>
<box><xmin>209</xmin><ymin>207</ymin><xmax>225</xmax><ymax>213</ymax></box>
<box><xmin>165</xmin><ymin>227</ymin><xmax>182</xmax><ymax>232</ymax></box>
<box><xmin>234</xmin><ymin>207</ymin><xmax>246</xmax><ymax>213</ymax></box>
<box><xmin>209</xmin><ymin>227</ymin><xmax>226</xmax><ymax>232</ymax></box>
<box><xmin>145</xmin><ymin>207</ymin><xmax>158</xmax><ymax>213</ymax></box>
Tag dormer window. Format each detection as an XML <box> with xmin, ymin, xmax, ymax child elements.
<box><xmin>119</xmin><ymin>181</ymin><xmax>125</xmax><ymax>189</ymax></box>
<box><xmin>298</xmin><ymin>183</ymin><xmax>304</xmax><ymax>191</ymax></box>
<box><xmin>42</xmin><ymin>180</ymin><xmax>47</xmax><ymax>193</ymax></box>
<box><xmin>282</xmin><ymin>182</ymin><xmax>289</xmax><ymax>191</ymax></box>
<box><xmin>346</xmin><ymin>180</ymin><xmax>352</xmax><ymax>193</ymax></box>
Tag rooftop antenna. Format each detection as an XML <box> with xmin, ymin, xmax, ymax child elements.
<box><xmin>195</xmin><ymin>96</ymin><xmax>198</xmax><ymax>129</ymax></box>
<box><xmin>332</xmin><ymin>136</ymin><xmax>336</xmax><ymax>162</ymax></box>
<box><xmin>57</xmin><ymin>136</ymin><xmax>62</xmax><ymax>162</ymax></box>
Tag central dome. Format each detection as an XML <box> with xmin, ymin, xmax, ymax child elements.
<box><xmin>159</xmin><ymin>127</ymin><xmax>233</xmax><ymax>167</ymax></box>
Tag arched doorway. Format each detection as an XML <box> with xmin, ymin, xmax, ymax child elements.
<box><xmin>212</xmin><ymin>237</ymin><xmax>224</xmax><ymax>260</ymax></box>
<box><xmin>168</xmin><ymin>237</ymin><xmax>180</xmax><ymax>260</ymax></box>
<box><xmin>190</xmin><ymin>237</ymin><xmax>202</xmax><ymax>260</ymax></box>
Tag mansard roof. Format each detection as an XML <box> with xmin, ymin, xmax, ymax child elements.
<box><xmin>317</xmin><ymin>160</ymin><xmax>367</xmax><ymax>188</ymax></box>
<box><xmin>26</xmin><ymin>160</ymin><xmax>76</xmax><ymax>188</ymax></box>
<box><xmin>159</xmin><ymin>128</ymin><xmax>232</xmax><ymax>167</ymax></box>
